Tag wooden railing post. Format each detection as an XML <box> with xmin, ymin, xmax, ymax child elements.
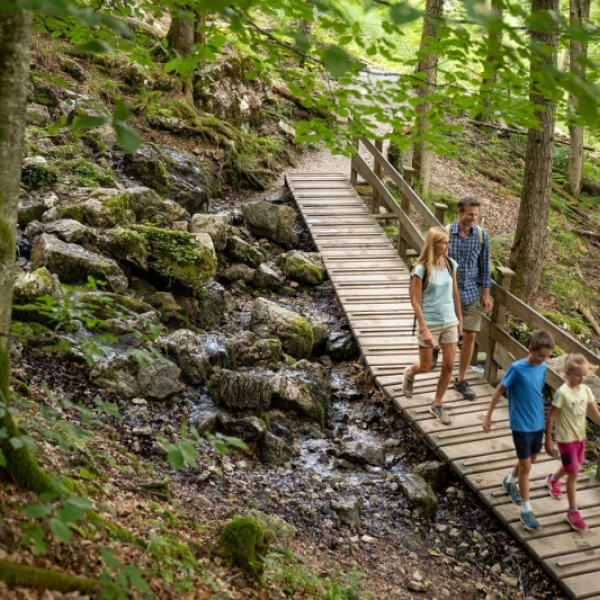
<box><xmin>433</xmin><ymin>203</ymin><xmax>447</xmax><ymax>225</ymax></box>
<box><xmin>398</xmin><ymin>166</ymin><xmax>415</xmax><ymax>258</ymax></box>
<box><xmin>350</xmin><ymin>138</ymin><xmax>359</xmax><ymax>186</ymax></box>
<box><xmin>596</xmin><ymin>456</ymin><xmax>600</xmax><ymax>482</ymax></box>
<box><xmin>372</xmin><ymin>140</ymin><xmax>383</xmax><ymax>215</ymax></box>
<box><xmin>484</xmin><ymin>267</ymin><xmax>515</xmax><ymax>384</ymax></box>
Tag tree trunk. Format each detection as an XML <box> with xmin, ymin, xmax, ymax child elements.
<box><xmin>474</xmin><ymin>0</ymin><xmax>503</xmax><ymax>124</ymax></box>
<box><xmin>166</xmin><ymin>9</ymin><xmax>196</xmax><ymax>57</ymax></box>
<box><xmin>510</xmin><ymin>0</ymin><xmax>559</xmax><ymax>304</ymax></box>
<box><xmin>568</xmin><ymin>0</ymin><xmax>590</xmax><ymax>199</ymax></box>
<box><xmin>0</xmin><ymin>10</ymin><xmax>53</xmax><ymax>494</ymax></box>
<box><xmin>411</xmin><ymin>0</ymin><xmax>443</xmax><ymax>198</ymax></box>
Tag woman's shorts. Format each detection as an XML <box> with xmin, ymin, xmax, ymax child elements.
<box><xmin>418</xmin><ymin>321</ymin><xmax>459</xmax><ymax>348</ymax></box>
<box><xmin>557</xmin><ymin>440</ymin><xmax>586</xmax><ymax>474</ymax></box>
<box><xmin>462</xmin><ymin>300</ymin><xmax>483</xmax><ymax>332</ymax></box>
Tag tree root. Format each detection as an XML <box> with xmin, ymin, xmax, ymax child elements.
<box><xmin>0</xmin><ymin>560</ymin><xmax>106</xmax><ymax>595</ymax></box>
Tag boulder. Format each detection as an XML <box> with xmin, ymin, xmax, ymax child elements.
<box><xmin>32</xmin><ymin>233</ymin><xmax>128</xmax><ymax>293</ymax></box>
<box><xmin>219</xmin><ymin>264</ymin><xmax>256</xmax><ymax>284</ymax></box>
<box><xmin>217</xmin><ymin>414</ymin><xmax>267</xmax><ymax>442</ymax></box>
<box><xmin>253</xmin><ymin>263</ymin><xmax>284</xmax><ymax>290</ymax></box>
<box><xmin>45</xmin><ymin>219</ymin><xmax>89</xmax><ymax>244</ymax></box>
<box><xmin>326</xmin><ymin>331</ymin><xmax>358</xmax><ymax>360</ymax></box>
<box><xmin>195</xmin><ymin>281</ymin><xmax>226</xmax><ymax>328</ymax></box>
<box><xmin>311</xmin><ymin>321</ymin><xmax>330</xmax><ymax>354</ymax></box>
<box><xmin>18</xmin><ymin>196</ymin><xmax>47</xmax><ymax>227</ymax></box>
<box><xmin>161</xmin><ymin>329</ymin><xmax>211</xmax><ymax>385</ymax></box>
<box><xmin>259</xmin><ymin>431</ymin><xmax>293</xmax><ymax>466</ymax></box>
<box><xmin>197</xmin><ymin>332</ymin><xmax>232</xmax><ymax>369</ymax></box>
<box><xmin>226</xmin><ymin>236</ymin><xmax>266</xmax><ymax>268</ymax></box>
<box><xmin>190</xmin><ymin>213</ymin><xmax>231</xmax><ymax>251</ymax></box>
<box><xmin>331</xmin><ymin>499</ymin><xmax>361</xmax><ymax>527</ymax></box>
<box><xmin>396</xmin><ymin>473</ymin><xmax>439</xmax><ymax>520</ymax></box>
<box><xmin>337</xmin><ymin>441</ymin><xmax>385</xmax><ymax>467</ymax></box>
<box><xmin>91</xmin><ymin>351</ymin><xmax>182</xmax><ymax>401</ymax></box>
<box><xmin>278</xmin><ymin>250</ymin><xmax>325</xmax><ymax>286</ymax></box>
<box><xmin>208</xmin><ymin>369</ymin><xmax>272</xmax><ymax>411</ymax></box>
<box><xmin>231</xmin><ymin>331</ymin><xmax>281</xmax><ymax>369</ymax></box>
<box><xmin>413</xmin><ymin>461</ymin><xmax>450</xmax><ymax>491</ymax></box>
<box><xmin>250</xmin><ymin>298</ymin><xmax>314</xmax><ymax>359</ymax></box>
<box><xmin>241</xmin><ymin>199</ymin><xmax>296</xmax><ymax>245</ymax></box>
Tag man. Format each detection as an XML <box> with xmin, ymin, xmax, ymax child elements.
<box><xmin>447</xmin><ymin>197</ymin><xmax>493</xmax><ymax>400</ymax></box>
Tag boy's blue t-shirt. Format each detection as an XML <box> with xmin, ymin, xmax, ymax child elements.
<box><xmin>501</xmin><ymin>358</ymin><xmax>547</xmax><ymax>432</ymax></box>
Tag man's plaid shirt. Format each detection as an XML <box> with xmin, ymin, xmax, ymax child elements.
<box><xmin>447</xmin><ymin>222</ymin><xmax>492</xmax><ymax>307</ymax></box>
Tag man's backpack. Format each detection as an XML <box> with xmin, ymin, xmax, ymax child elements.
<box><xmin>410</xmin><ymin>257</ymin><xmax>455</xmax><ymax>335</ymax></box>
<box><xmin>445</xmin><ymin>223</ymin><xmax>484</xmax><ymax>249</ymax></box>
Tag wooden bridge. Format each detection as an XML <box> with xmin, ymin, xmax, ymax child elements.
<box><xmin>285</xmin><ymin>138</ymin><xmax>600</xmax><ymax>600</ymax></box>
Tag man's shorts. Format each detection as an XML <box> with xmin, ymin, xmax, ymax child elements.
<box><xmin>512</xmin><ymin>430</ymin><xmax>543</xmax><ymax>460</ymax></box>
<box><xmin>418</xmin><ymin>321</ymin><xmax>459</xmax><ymax>348</ymax></box>
<box><xmin>557</xmin><ymin>440</ymin><xmax>586</xmax><ymax>474</ymax></box>
<box><xmin>462</xmin><ymin>300</ymin><xmax>483</xmax><ymax>332</ymax></box>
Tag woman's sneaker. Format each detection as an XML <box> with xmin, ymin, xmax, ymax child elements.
<box><xmin>546</xmin><ymin>474</ymin><xmax>562</xmax><ymax>499</ymax></box>
<box><xmin>453</xmin><ymin>377</ymin><xmax>476</xmax><ymax>400</ymax></box>
<box><xmin>502</xmin><ymin>476</ymin><xmax>522</xmax><ymax>503</ymax></box>
<box><xmin>429</xmin><ymin>403</ymin><xmax>452</xmax><ymax>425</ymax></box>
<box><xmin>402</xmin><ymin>367</ymin><xmax>414</xmax><ymax>398</ymax></box>
<box><xmin>520</xmin><ymin>510</ymin><xmax>541</xmax><ymax>531</ymax></box>
<box><xmin>566</xmin><ymin>510</ymin><xmax>588</xmax><ymax>532</ymax></box>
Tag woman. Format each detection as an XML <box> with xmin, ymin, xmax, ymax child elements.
<box><xmin>402</xmin><ymin>227</ymin><xmax>462</xmax><ymax>425</ymax></box>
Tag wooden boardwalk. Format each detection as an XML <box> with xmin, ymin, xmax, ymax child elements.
<box><xmin>286</xmin><ymin>172</ymin><xmax>600</xmax><ymax>600</ymax></box>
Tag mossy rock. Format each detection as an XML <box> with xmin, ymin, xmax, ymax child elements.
<box><xmin>216</xmin><ymin>517</ymin><xmax>274</xmax><ymax>579</ymax></box>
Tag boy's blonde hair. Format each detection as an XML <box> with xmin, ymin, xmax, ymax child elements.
<box><xmin>564</xmin><ymin>353</ymin><xmax>599</xmax><ymax>374</ymax></box>
<box><xmin>528</xmin><ymin>330</ymin><xmax>554</xmax><ymax>352</ymax></box>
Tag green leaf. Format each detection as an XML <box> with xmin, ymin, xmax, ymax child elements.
<box><xmin>99</xmin><ymin>545</ymin><xmax>121</xmax><ymax>570</ymax></box>
<box><xmin>22</xmin><ymin>504</ymin><xmax>54</xmax><ymax>518</ymax></box>
<box><xmin>167</xmin><ymin>448</ymin><xmax>184</xmax><ymax>470</ymax></box>
<box><xmin>179</xmin><ymin>441</ymin><xmax>198</xmax><ymax>469</ymax></box>
<box><xmin>244</xmin><ymin>70</ymin><xmax>258</xmax><ymax>80</ymax></box>
<box><xmin>9</xmin><ymin>436</ymin><xmax>24</xmax><ymax>449</ymax></box>
<box><xmin>73</xmin><ymin>116</ymin><xmax>110</xmax><ymax>131</ymax></box>
<box><xmin>389</xmin><ymin>2</ymin><xmax>421</xmax><ymax>25</ymax></box>
<box><xmin>49</xmin><ymin>518</ymin><xmax>72</xmax><ymax>543</ymax></box>
<box><xmin>80</xmin><ymin>40</ymin><xmax>112</xmax><ymax>54</ymax></box>
<box><xmin>321</xmin><ymin>46</ymin><xmax>353</xmax><ymax>79</ymax></box>
<box><xmin>113</xmin><ymin>121</ymin><xmax>141</xmax><ymax>153</ymax></box>
<box><xmin>21</xmin><ymin>525</ymin><xmax>47</xmax><ymax>555</ymax></box>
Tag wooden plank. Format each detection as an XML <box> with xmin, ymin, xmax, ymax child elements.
<box><xmin>560</xmin><ymin>572</ymin><xmax>600</xmax><ymax>599</ymax></box>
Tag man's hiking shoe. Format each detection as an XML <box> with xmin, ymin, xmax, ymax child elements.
<box><xmin>546</xmin><ymin>474</ymin><xmax>562</xmax><ymax>499</ymax></box>
<box><xmin>454</xmin><ymin>377</ymin><xmax>476</xmax><ymax>401</ymax></box>
<box><xmin>431</xmin><ymin>348</ymin><xmax>440</xmax><ymax>370</ymax></box>
<box><xmin>520</xmin><ymin>511</ymin><xmax>542</xmax><ymax>531</ymax></box>
<box><xmin>503</xmin><ymin>476</ymin><xmax>522</xmax><ymax>503</ymax></box>
<box><xmin>402</xmin><ymin>367</ymin><xmax>414</xmax><ymax>398</ymax></box>
<box><xmin>429</xmin><ymin>403</ymin><xmax>452</xmax><ymax>425</ymax></box>
<box><xmin>566</xmin><ymin>510</ymin><xmax>588</xmax><ymax>532</ymax></box>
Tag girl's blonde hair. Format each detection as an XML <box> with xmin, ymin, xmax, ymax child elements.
<box><xmin>564</xmin><ymin>353</ymin><xmax>599</xmax><ymax>374</ymax></box>
<box><xmin>415</xmin><ymin>226</ymin><xmax>450</xmax><ymax>277</ymax></box>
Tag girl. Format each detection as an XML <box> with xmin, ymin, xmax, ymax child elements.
<box><xmin>403</xmin><ymin>227</ymin><xmax>462</xmax><ymax>425</ymax></box>
<box><xmin>545</xmin><ymin>353</ymin><xmax>600</xmax><ymax>531</ymax></box>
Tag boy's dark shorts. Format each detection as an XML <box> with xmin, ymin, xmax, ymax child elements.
<box><xmin>512</xmin><ymin>430</ymin><xmax>543</xmax><ymax>460</ymax></box>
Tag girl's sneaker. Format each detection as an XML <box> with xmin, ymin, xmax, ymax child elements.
<box><xmin>566</xmin><ymin>510</ymin><xmax>588</xmax><ymax>532</ymax></box>
<box><xmin>545</xmin><ymin>474</ymin><xmax>562</xmax><ymax>499</ymax></box>
<box><xmin>520</xmin><ymin>510</ymin><xmax>541</xmax><ymax>531</ymax></box>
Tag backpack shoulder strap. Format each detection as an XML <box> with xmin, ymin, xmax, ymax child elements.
<box><xmin>474</xmin><ymin>224</ymin><xmax>484</xmax><ymax>246</ymax></box>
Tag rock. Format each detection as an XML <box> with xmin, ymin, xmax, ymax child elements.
<box><xmin>198</xmin><ymin>332</ymin><xmax>232</xmax><ymax>369</ymax></box>
<box><xmin>195</xmin><ymin>281</ymin><xmax>226</xmax><ymax>328</ymax></box>
<box><xmin>161</xmin><ymin>329</ymin><xmax>210</xmax><ymax>385</ymax></box>
<box><xmin>253</xmin><ymin>263</ymin><xmax>284</xmax><ymax>290</ymax></box>
<box><xmin>250</xmin><ymin>297</ymin><xmax>314</xmax><ymax>359</ymax></box>
<box><xmin>277</xmin><ymin>250</ymin><xmax>325</xmax><ymax>286</ymax></box>
<box><xmin>101</xmin><ymin>227</ymin><xmax>150</xmax><ymax>271</ymax></box>
<box><xmin>208</xmin><ymin>369</ymin><xmax>272</xmax><ymax>411</ymax></box>
<box><xmin>231</xmin><ymin>331</ymin><xmax>281</xmax><ymax>369</ymax></box>
<box><xmin>259</xmin><ymin>431</ymin><xmax>294</xmax><ymax>465</ymax></box>
<box><xmin>331</xmin><ymin>499</ymin><xmax>361</xmax><ymax>527</ymax></box>
<box><xmin>413</xmin><ymin>461</ymin><xmax>450</xmax><ymax>491</ymax></box>
<box><xmin>245</xmin><ymin>509</ymin><xmax>296</xmax><ymax>540</ymax></box>
<box><xmin>27</xmin><ymin>103</ymin><xmax>52</xmax><ymax>126</ymax></box>
<box><xmin>217</xmin><ymin>414</ymin><xmax>267</xmax><ymax>442</ymax></box>
<box><xmin>241</xmin><ymin>200</ymin><xmax>297</xmax><ymax>245</ymax></box>
<box><xmin>338</xmin><ymin>441</ymin><xmax>385</xmax><ymax>467</ymax></box>
<box><xmin>142</xmin><ymin>199</ymin><xmax>189</xmax><ymax>226</ymax></box>
<box><xmin>311</xmin><ymin>321</ymin><xmax>330</xmax><ymax>354</ymax></box>
<box><xmin>408</xmin><ymin>570</ymin><xmax>432</xmax><ymax>592</ymax></box>
<box><xmin>91</xmin><ymin>351</ymin><xmax>182</xmax><ymax>400</ymax></box>
<box><xmin>122</xmin><ymin>187</ymin><xmax>163</xmax><ymax>218</ymax></box>
<box><xmin>45</xmin><ymin>219</ymin><xmax>89</xmax><ymax>244</ymax></box>
<box><xmin>190</xmin><ymin>213</ymin><xmax>231</xmax><ymax>251</ymax></box>
<box><xmin>326</xmin><ymin>331</ymin><xmax>358</xmax><ymax>360</ymax></box>
<box><xmin>219</xmin><ymin>263</ymin><xmax>256</xmax><ymax>284</ymax></box>
<box><xmin>122</xmin><ymin>144</ymin><xmax>170</xmax><ymax>196</ymax></box>
<box><xmin>188</xmin><ymin>406</ymin><xmax>219</xmax><ymax>434</ymax></box>
<box><xmin>396</xmin><ymin>473</ymin><xmax>439</xmax><ymax>519</ymax></box>
<box><xmin>226</xmin><ymin>235</ymin><xmax>266</xmax><ymax>268</ymax></box>
<box><xmin>147</xmin><ymin>292</ymin><xmax>182</xmax><ymax>324</ymax></box>
<box><xmin>32</xmin><ymin>234</ymin><xmax>128</xmax><ymax>293</ymax></box>
<box><xmin>18</xmin><ymin>196</ymin><xmax>47</xmax><ymax>227</ymax></box>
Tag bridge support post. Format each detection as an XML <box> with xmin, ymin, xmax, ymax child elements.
<box><xmin>433</xmin><ymin>202</ymin><xmax>447</xmax><ymax>226</ymax></box>
<box><xmin>350</xmin><ymin>138</ymin><xmax>359</xmax><ymax>186</ymax></box>
<box><xmin>398</xmin><ymin>166</ymin><xmax>415</xmax><ymax>258</ymax></box>
<box><xmin>372</xmin><ymin>140</ymin><xmax>384</xmax><ymax>215</ymax></box>
<box><xmin>484</xmin><ymin>267</ymin><xmax>515</xmax><ymax>384</ymax></box>
<box><xmin>596</xmin><ymin>456</ymin><xmax>600</xmax><ymax>482</ymax></box>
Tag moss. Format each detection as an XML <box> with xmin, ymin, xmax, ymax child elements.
<box><xmin>55</xmin><ymin>205</ymin><xmax>84</xmax><ymax>222</ymax></box>
<box><xmin>289</xmin><ymin>316</ymin><xmax>314</xmax><ymax>359</ymax></box>
<box><xmin>216</xmin><ymin>517</ymin><xmax>273</xmax><ymax>579</ymax></box>
<box><xmin>258</xmin><ymin>412</ymin><xmax>272</xmax><ymax>432</ymax></box>
<box><xmin>0</xmin><ymin>560</ymin><xmax>105</xmax><ymax>595</ymax></box>
<box><xmin>13</xmin><ymin>381</ymin><xmax>32</xmax><ymax>398</ymax></box>
<box><xmin>542</xmin><ymin>312</ymin><xmax>584</xmax><ymax>335</ymax></box>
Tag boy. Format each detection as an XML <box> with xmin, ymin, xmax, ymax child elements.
<box><xmin>482</xmin><ymin>330</ymin><xmax>555</xmax><ymax>531</ymax></box>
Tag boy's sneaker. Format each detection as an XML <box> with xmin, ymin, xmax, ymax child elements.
<box><xmin>503</xmin><ymin>476</ymin><xmax>522</xmax><ymax>503</ymax></box>
<box><xmin>402</xmin><ymin>367</ymin><xmax>414</xmax><ymax>398</ymax></box>
<box><xmin>453</xmin><ymin>377</ymin><xmax>476</xmax><ymax>401</ymax></box>
<box><xmin>566</xmin><ymin>510</ymin><xmax>588</xmax><ymax>532</ymax></box>
<box><xmin>546</xmin><ymin>474</ymin><xmax>562</xmax><ymax>499</ymax></box>
<box><xmin>431</xmin><ymin>348</ymin><xmax>440</xmax><ymax>370</ymax></box>
<box><xmin>520</xmin><ymin>511</ymin><xmax>542</xmax><ymax>531</ymax></box>
<box><xmin>429</xmin><ymin>403</ymin><xmax>452</xmax><ymax>425</ymax></box>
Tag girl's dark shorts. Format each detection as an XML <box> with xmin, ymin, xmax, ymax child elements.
<box><xmin>512</xmin><ymin>430</ymin><xmax>543</xmax><ymax>460</ymax></box>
